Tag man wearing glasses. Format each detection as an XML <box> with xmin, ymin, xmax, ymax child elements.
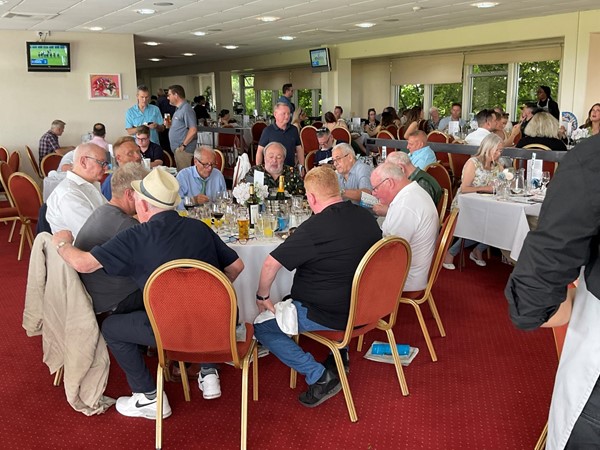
<box><xmin>176</xmin><ymin>146</ymin><xmax>226</xmax><ymax>208</ymax></box>
<box><xmin>332</xmin><ymin>143</ymin><xmax>373</xmax><ymax>204</ymax></box>
<box><xmin>315</xmin><ymin>128</ymin><xmax>334</xmax><ymax>165</ymax></box>
<box><xmin>135</xmin><ymin>125</ymin><xmax>164</xmax><ymax>167</ymax></box>
<box><xmin>101</xmin><ymin>136</ymin><xmax>143</xmax><ymax>201</ymax></box>
<box><xmin>46</xmin><ymin>143</ymin><xmax>108</xmax><ymax>239</ymax></box>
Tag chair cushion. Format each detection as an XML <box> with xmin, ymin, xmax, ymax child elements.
<box><xmin>0</xmin><ymin>207</ymin><xmax>18</xmax><ymax>218</ymax></box>
<box><xmin>402</xmin><ymin>290</ymin><xmax>425</xmax><ymax>300</ymax></box>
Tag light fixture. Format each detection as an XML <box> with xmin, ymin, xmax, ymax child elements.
<box><xmin>0</xmin><ymin>1</ymin><xmax>9</xmax><ymax>4</ymax></box>
<box><xmin>192</xmin><ymin>31</ymin><xmax>206</xmax><ymax>36</ymax></box>
<box><xmin>471</xmin><ymin>2</ymin><xmax>499</xmax><ymax>8</ymax></box>
<box><xmin>135</xmin><ymin>9</ymin><xmax>156</xmax><ymax>15</ymax></box>
<box><xmin>223</xmin><ymin>45</ymin><xmax>239</xmax><ymax>50</ymax></box>
<box><xmin>355</xmin><ymin>22</ymin><xmax>375</xmax><ymax>28</ymax></box>
<box><xmin>149</xmin><ymin>58</ymin><xmax>161</xmax><ymax>62</ymax></box>
<box><xmin>144</xmin><ymin>41</ymin><xmax>161</xmax><ymax>46</ymax></box>
<box><xmin>182</xmin><ymin>52</ymin><xmax>196</xmax><ymax>56</ymax></box>
<box><xmin>279</xmin><ymin>36</ymin><xmax>294</xmax><ymax>41</ymax></box>
<box><xmin>258</xmin><ymin>16</ymin><xmax>279</xmax><ymax>22</ymax></box>
<box><xmin>87</xmin><ymin>26</ymin><xmax>104</xmax><ymax>31</ymax></box>
<box><xmin>153</xmin><ymin>2</ymin><xmax>174</xmax><ymax>5</ymax></box>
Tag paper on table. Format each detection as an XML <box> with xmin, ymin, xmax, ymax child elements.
<box><xmin>448</xmin><ymin>121</ymin><xmax>460</xmax><ymax>136</ymax></box>
<box><xmin>254</xmin><ymin>170</ymin><xmax>265</xmax><ymax>186</ymax></box>
<box><xmin>360</xmin><ymin>192</ymin><xmax>378</xmax><ymax>208</ymax></box>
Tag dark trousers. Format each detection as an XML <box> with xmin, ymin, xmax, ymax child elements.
<box><xmin>565</xmin><ymin>375</ymin><xmax>600</xmax><ymax>449</ymax></box>
<box><xmin>101</xmin><ymin>310</ymin><xmax>156</xmax><ymax>393</ymax></box>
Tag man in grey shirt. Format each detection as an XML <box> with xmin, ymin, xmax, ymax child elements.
<box><xmin>167</xmin><ymin>84</ymin><xmax>198</xmax><ymax>170</ymax></box>
<box><xmin>332</xmin><ymin>143</ymin><xmax>373</xmax><ymax>204</ymax></box>
<box><xmin>75</xmin><ymin>163</ymin><xmax>149</xmax><ymax>314</ymax></box>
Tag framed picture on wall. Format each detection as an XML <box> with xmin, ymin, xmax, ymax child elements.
<box><xmin>89</xmin><ymin>73</ymin><xmax>121</xmax><ymax>100</ymax></box>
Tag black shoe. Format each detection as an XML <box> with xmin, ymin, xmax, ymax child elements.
<box><xmin>298</xmin><ymin>369</ymin><xmax>342</xmax><ymax>408</ymax></box>
<box><xmin>322</xmin><ymin>349</ymin><xmax>350</xmax><ymax>374</ymax></box>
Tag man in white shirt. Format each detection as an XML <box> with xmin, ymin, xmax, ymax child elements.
<box><xmin>371</xmin><ymin>163</ymin><xmax>439</xmax><ymax>292</ymax></box>
<box><xmin>465</xmin><ymin>109</ymin><xmax>497</xmax><ymax>146</ymax></box>
<box><xmin>46</xmin><ymin>143</ymin><xmax>108</xmax><ymax>239</ymax></box>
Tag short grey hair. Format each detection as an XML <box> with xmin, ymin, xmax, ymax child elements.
<box><xmin>111</xmin><ymin>162</ymin><xmax>149</xmax><ymax>198</ymax></box>
<box><xmin>332</xmin><ymin>143</ymin><xmax>356</xmax><ymax>161</ymax></box>
<box><xmin>51</xmin><ymin>119</ymin><xmax>66</xmax><ymax>130</ymax></box>
<box><xmin>373</xmin><ymin>161</ymin><xmax>405</xmax><ymax>181</ymax></box>
<box><xmin>386</xmin><ymin>151</ymin><xmax>412</xmax><ymax>167</ymax></box>
<box><xmin>194</xmin><ymin>145</ymin><xmax>215</xmax><ymax>160</ymax></box>
<box><xmin>263</xmin><ymin>141</ymin><xmax>287</xmax><ymax>159</ymax></box>
<box><xmin>274</xmin><ymin>102</ymin><xmax>291</xmax><ymax>113</ymax></box>
<box><xmin>429</xmin><ymin>106</ymin><xmax>439</xmax><ymax>114</ymax></box>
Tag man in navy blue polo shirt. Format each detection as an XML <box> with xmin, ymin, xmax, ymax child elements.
<box><xmin>255</xmin><ymin>102</ymin><xmax>304</xmax><ymax>168</ymax></box>
<box><xmin>53</xmin><ymin>169</ymin><xmax>244</xmax><ymax>420</ymax></box>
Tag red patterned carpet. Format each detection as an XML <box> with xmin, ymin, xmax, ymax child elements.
<box><xmin>0</xmin><ymin>221</ymin><xmax>557</xmax><ymax>449</ymax></box>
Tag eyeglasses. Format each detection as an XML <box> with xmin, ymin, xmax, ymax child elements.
<box><xmin>331</xmin><ymin>154</ymin><xmax>350</xmax><ymax>164</ymax></box>
<box><xmin>136</xmin><ymin>136</ymin><xmax>149</xmax><ymax>142</ymax></box>
<box><xmin>84</xmin><ymin>156</ymin><xmax>109</xmax><ymax>169</ymax></box>
<box><xmin>194</xmin><ymin>158</ymin><xmax>215</xmax><ymax>168</ymax></box>
<box><xmin>372</xmin><ymin>178</ymin><xmax>390</xmax><ymax>193</ymax></box>
<box><xmin>319</xmin><ymin>127</ymin><xmax>329</xmax><ymax>132</ymax></box>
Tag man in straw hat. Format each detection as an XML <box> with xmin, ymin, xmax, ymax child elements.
<box><xmin>52</xmin><ymin>168</ymin><xmax>244</xmax><ymax>419</ymax></box>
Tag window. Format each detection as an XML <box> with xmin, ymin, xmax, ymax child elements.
<box><xmin>398</xmin><ymin>84</ymin><xmax>424</xmax><ymax>112</ymax></box>
<box><xmin>242</xmin><ymin>75</ymin><xmax>255</xmax><ymax>113</ymax></box>
<box><xmin>259</xmin><ymin>90</ymin><xmax>273</xmax><ymax>116</ymax></box>
<box><xmin>297</xmin><ymin>88</ymin><xmax>321</xmax><ymax>117</ymax></box>
<box><xmin>516</xmin><ymin>60</ymin><xmax>560</xmax><ymax>118</ymax></box>
<box><xmin>432</xmin><ymin>83</ymin><xmax>463</xmax><ymax>117</ymax></box>
<box><xmin>470</xmin><ymin>64</ymin><xmax>508</xmax><ymax>113</ymax></box>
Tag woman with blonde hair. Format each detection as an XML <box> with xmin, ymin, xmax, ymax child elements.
<box><xmin>291</xmin><ymin>107</ymin><xmax>307</xmax><ymax>133</ymax></box>
<box><xmin>516</xmin><ymin>111</ymin><xmax>567</xmax><ymax>150</ymax></box>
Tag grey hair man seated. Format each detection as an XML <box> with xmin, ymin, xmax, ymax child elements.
<box><xmin>332</xmin><ymin>143</ymin><xmax>372</xmax><ymax>204</ymax></box>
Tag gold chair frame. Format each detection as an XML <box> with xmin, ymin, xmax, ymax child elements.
<box><xmin>214</xmin><ymin>148</ymin><xmax>225</xmax><ymax>172</ymax></box>
<box><xmin>8</xmin><ymin>172</ymin><xmax>42</xmax><ymax>260</ymax></box>
<box><xmin>0</xmin><ymin>161</ymin><xmax>19</xmax><ymax>242</ymax></box>
<box><xmin>25</xmin><ymin>145</ymin><xmax>43</xmax><ymax>178</ymax></box>
<box><xmin>437</xmin><ymin>189</ymin><xmax>449</xmax><ymax>226</ymax></box>
<box><xmin>40</xmin><ymin>153</ymin><xmax>63</xmax><ymax>177</ymax></box>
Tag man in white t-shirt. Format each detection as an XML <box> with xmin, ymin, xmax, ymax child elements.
<box><xmin>370</xmin><ymin>163</ymin><xmax>439</xmax><ymax>292</ymax></box>
<box><xmin>465</xmin><ymin>109</ymin><xmax>497</xmax><ymax>146</ymax></box>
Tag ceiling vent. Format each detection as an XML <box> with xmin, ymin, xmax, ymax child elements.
<box><xmin>1</xmin><ymin>12</ymin><xmax>59</xmax><ymax>20</ymax></box>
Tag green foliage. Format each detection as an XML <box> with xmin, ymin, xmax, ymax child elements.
<box><xmin>517</xmin><ymin>60</ymin><xmax>560</xmax><ymax>106</ymax></box>
<box><xmin>298</xmin><ymin>89</ymin><xmax>314</xmax><ymax>116</ymax></box>
<box><xmin>432</xmin><ymin>83</ymin><xmax>463</xmax><ymax>117</ymax></box>
<box><xmin>398</xmin><ymin>84</ymin><xmax>424</xmax><ymax>111</ymax></box>
<box><xmin>260</xmin><ymin>90</ymin><xmax>273</xmax><ymax>116</ymax></box>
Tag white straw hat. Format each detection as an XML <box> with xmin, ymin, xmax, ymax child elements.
<box><xmin>131</xmin><ymin>168</ymin><xmax>181</xmax><ymax>209</ymax></box>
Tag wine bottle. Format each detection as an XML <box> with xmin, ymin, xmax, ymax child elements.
<box><xmin>248</xmin><ymin>184</ymin><xmax>259</xmax><ymax>228</ymax></box>
<box><xmin>276</xmin><ymin>175</ymin><xmax>286</xmax><ymax>201</ymax></box>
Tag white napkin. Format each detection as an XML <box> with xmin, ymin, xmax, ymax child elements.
<box><xmin>232</xmin><ymin>153</ymin><xmax>251</xmax><ymax>186</ymax></box>
<box><xmin>254</xmin><ymin>299</ymin><xmax>298</xmax><ymax>336</ymax></box>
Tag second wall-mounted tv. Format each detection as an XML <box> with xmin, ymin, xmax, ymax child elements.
<box><xmin>26</xmin><ymin>42</ymin><xmax>71</xmax><ymax>72</ymax></box>
<box><xmin>309</xmin><ymin>47</ymin><xmax>331</xmax><ymax>72</ymax></box>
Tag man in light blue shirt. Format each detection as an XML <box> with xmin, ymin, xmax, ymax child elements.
<box><xmin>438</xmin><ymin>102</ymin><xmax>466</xmax><ymax>133</ymax></box>
<box><xmin>407</xmin><ymin>130</ymin><xmax>436</xmax><ymax>170</ymax></box>
<box><xmin>176</xmin><ymin>146</ymin><xmax>226</xmax><ymax>210</ymax></box>
<box><xmin>332</xmin><ymin>143</ymin><xmax>372</xmax><ymax>205</ymax></box>
<box><xmin>125</xmin><ymin>85</ymin><xmax>164</xmax><ymax>145</ymax></box>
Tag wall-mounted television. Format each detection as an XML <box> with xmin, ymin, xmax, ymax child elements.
<box><xmin>26</xmin><ymin>42</ymin><xmax>71</xmax><ymax>72</ymax></box>
<box><xmin>309</xmin><ymin>47</ymin><xmax>331</xmax><ymax>72</ymax></box>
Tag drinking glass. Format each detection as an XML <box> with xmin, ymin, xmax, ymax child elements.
<box><xmin>211</xmin><ymin>203</ymin><xmax>224</xmax><ymax>234</ymax></box>
<box><xmin>255</xmin><ymin>214</ymin><xmax>265</xmax><ymax>239</ymax></box>
<box><xmin>263</xmin><ymin>214</ymin><xmax>275</xmax><ymax>237</ymax></box>
<box><xmin>541</xmin><ymin>171</ymin><xmax>551</xmax><ymax>192</ymax></box>
<box><xmin>237</xmin><ymin>207</ymin><xmax>250</xmax><ymax>243</ymax></box>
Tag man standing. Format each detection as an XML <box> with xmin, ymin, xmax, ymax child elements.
<box><xmin>176</xmin><ymin>146</ymin><xmax>226</xmax><ymax>208</ymax></box>
<box><xmin>505</xmin><ymin>135</ymin><xmax>600</xmax><ymax>449</ymax></box>
<box><xmin>46</xmin><ymin>143</ymin><xmax>108</xmax><ymax>238</ymax></box>
<box><xmin>101</xmin><ymin>136</ymin><xmax>142</xmax><ymax>200</ymax></box>
<box><xmin>371</xmin><ymin>163</ymin><xmax>439</xmax><ymax>293</ymax></box>
<box><xmin>76</xmin><ymin>163</ymin><xmax>149</xmax><ymax>316</ymax></box>
<box><xmin>332</xmin><ymin>143</ymin><xmax>372</xmax><ymax>204</ymax></box>
<box><xmin>384</xmin><ymin>151</ymin><xmax>442</xmax><ymax>206</ymax></box>
<box><xmin>438</xmin><ymin>103</ymin><xmax>465</xmax><ymax>133</ymax></box>
<box><xmin>52</xmin><ymin>169</ymin><xmax>244</xmax><ymax>419</ymax></box>
<box><xmin>193</xmin><ymin>95</ymin><xmax>211</xmax><ymax>126</ymax></box>
<box><xmin>135</xmin><ymin>125</ymin><xmax>164</xmax><ymax>167</ymax></box>
<box><xmin>125</xmin><ymin>85</ymin><xmax>164</xmax><ymax>145</ymax></box>
<box><xmin>89</xmin><ymin>123</ymin><xmax>109</xmax><ymax>150</ymax></box>
<box><xmin>255</xmin><ymin>103</ymin><xmax>304</xmax><ymax>168</ymax></box>
<box><xmin>406</xmin><ymin>131</ymin><xmax>437</xmax><ymax>170</ymax></box>
<box><xmin>38</xmin><ymin>119</ymin><xmax>76</xmax><ymax>160</ymax></box>
<box><xmin>167</xmin><ymin>84</ymin><xmax>198</xmax><ymax>170</ymax></box>
<box><xmin>277</xmin><ymin>83</ymin><xmax>295</xmax><ymax>122</ymax></box>
<box><xmin>254</xmin><ymin>166</ymin><xmax>381</xmax><ymax>407</ymax></box>
<box><xmin>465</xmin><ymin>109</ymin><xmax>497</xmax><ymax>146</ymax></box>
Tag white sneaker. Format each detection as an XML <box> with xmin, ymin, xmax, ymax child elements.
<box><xmin>469</xmin><ymin>252</ymin><xmax>487</xmax><ymax>267</ymax></box>
<box><xmin>442</xmin><ymin>262</ymin><xmax>455</xmax><ymax>270</ymax></box>
<box><xmin>116</xmin><ymin>392</ymin><xmax>172</xmax><ymax>419</ymax></box>
<box><xmin>198</xmin><ymin>371</ymin><xmax>221</xmax><ymax>399</ymax></box>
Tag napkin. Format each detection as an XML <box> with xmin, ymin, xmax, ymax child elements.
<box><xmin>254</xmin><ymin>299</ymin><xmax>298</xmax><ymax>336</ymax></box>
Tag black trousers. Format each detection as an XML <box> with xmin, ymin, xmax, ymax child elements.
<box><xmin>565</xmin><ymin>375</ymin><xmax>600</xmax><ymax>449</ymax></box>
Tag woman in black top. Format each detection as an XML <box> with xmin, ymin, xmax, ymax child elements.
<box><xmin>536</xmin><ymin>85</ymin><xmax>560</xmax><ymax>121</ymax></box>
<box><xmin>516</xmin><ymin>111</ymin><xmax>567</xmax><ymax>150</ymax></box>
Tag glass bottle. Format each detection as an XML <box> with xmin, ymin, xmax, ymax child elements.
<box><xmin>248</xmin><ymin>184</ymin><xmax>259</xmax><ymax>228</ymax></box>
<box><xmin>276</xmin><ymin>175</ymin><xmax>286</xmax><ymax>201</ymax></box>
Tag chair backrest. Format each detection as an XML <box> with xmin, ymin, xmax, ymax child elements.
<box><xmin>8</xmin><ymin>172</ymin><xmax>42</xmax><ymax>222</ymax></box>
<box><xmin>251</xmin><ymin>122</ymin><xmax>267</xmax><ymax>143</ymax></box>
<box><xmin>448</xmin><ymin>152</ymin><xmax>470</xmax><ymax>184</ymax></box>
<box><xmin>305</xmin><ymin>150</ymin><xmax>317</xmax><ymax>171</ymax></box>
<box><xmin>300</xmin><ymin>125</ymin><xmax>319</xmax><ymax>154</ymax></box>
<box><xmin>397</xmin><ymin>126</ymin><xmax>405</xmax><ymax>140</ymax></box>
<box><xmin>436</xmin><ymin>189</ymin><xmax>449</xmax><ymax>226</ymax></box>
<box><xmin>513</xmin><ymin>131</ymin><xmax>522</xmax><ymax>146</ymax></box>
<box><xmin>376</xmin><ymin>130</ymin><xmax>397</xmax><ymax>155</ymax></box>
<box><xmin>8</xmin><ymin>150</ymin><xmax>20</xmax><ymax>172</ymax></box>
<box><xmin>0</xmin><ymin>146</ymin><xmax>8</xmax><ymax>163</ymax></box>
<box><xmin>311</xmin><ymin>121</ymin><xmax>323</xmax><ymax>129</ymax></box>
<box><xmin>386</xmin><ymin>125</ymin><xmax>398</xmax><ymax>136</ymax></box>
<box><xmin>26</xmin><ymin>145</ymin><xmax>42</xmax><ymax>178</ymax></box>
<box><xmin>427</xmin><ymin>131</ymin><xmax>450</xmax><ymax>143</ymax></box>
<box><xmin>144</xmin><ymin>259</ymin><xmax>242</xmax><ymax>368</ymax></box>
<box><xmin>331</xmin><ymin>126</ymin><xmax>351</xmax><ymax>144</ymax></box>
<box><xmin>517</xmin><ymin>144</ymin><xmax>558</xmax><ymax>177</ymax></box>
<box><xmin>162</xmin><ymin>151</ymin><xmax>174</xmax><ymax>168</ymax></box>
<box><xmin>0</xmin><ymin>161</ymin><xmax>15</xmax><ymax>206</ymax></box>
<box><xmin>425</xmin><ymin>162</ymin><xmax>453</xmax><ymax>206</ymax></box>
<box><xmin>343</xmin><ymin>237</ymin><xmax>411</xmax><ymax>341</ymax></box>
<box><xmin>428</xmin><ymin>209</ymin><xmax>459</xmax><ymax>287</ymax></box>
<box><xmin>218</xmin><ymin>126</ymin><xmax>237</xmax><ymax>148</ymax></box>
<box><xmin>214</xmin><ymin>149</ymin><xmax>225</xmax><ymax>172</ymax></box>
<box><xmin>40</xmin><ymin>153</ymin><xmax>63</xmax><ymax>177</ymax></box>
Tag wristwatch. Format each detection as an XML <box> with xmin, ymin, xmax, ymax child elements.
<box><xmin>256</xmin><ymin>294</ymin><xmax>270</xmax><ymax>301</ymax></box>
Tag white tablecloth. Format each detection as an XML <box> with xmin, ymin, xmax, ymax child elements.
<box><xmin>454</xmin><ymin>193</ymin><xmax>542</xmax><ymax>261</ymax></box>
<box><xmin>228</xmin><ymin>237</ymin><xmax>294</xmax><ymax>323</ymax></box>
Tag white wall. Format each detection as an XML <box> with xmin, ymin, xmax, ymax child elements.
<box><xmin>0</xmin><ymin>31</ymin><xmax>137</xmax><ymax>178</ymax></box>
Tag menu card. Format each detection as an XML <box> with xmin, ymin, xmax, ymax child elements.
<box><xmin>527</xmin><ymin>157</ymin><xmax>543</xmax><ymax>189</ymax></box>
<box><xmin>447</xmin><ymin>121</ymin><xmax>460</xmax><ymax>136</ymax></box>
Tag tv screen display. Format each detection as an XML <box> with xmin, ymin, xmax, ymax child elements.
<box><xmin>26</xmin><ymin>42</ymin><xmax>71</xmax><ymax>72</ymax></box>
<box><xmin>309</xmin><ymin>48</ymin><xmax>331</xmax><ymax>72</ymax></box>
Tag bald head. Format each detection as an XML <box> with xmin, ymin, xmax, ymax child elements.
<box><xmin>73</xmin><ymin>143</ymin><xmax>108</xmax><ymax>183</ymax></box>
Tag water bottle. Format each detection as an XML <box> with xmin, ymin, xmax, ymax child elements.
<box><xmin>371</xmin><ymin>343</ymin><xmax>410</xmax><ymax>356</ymax></box>
<box><xmin>381</xmin><ymin>146</ymin><xmax>387</xmax><ymax>161</ymax></box>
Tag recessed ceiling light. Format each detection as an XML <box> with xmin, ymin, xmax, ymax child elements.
<box><xmin>144</xmin><ymin>41</ymin><xmax>160</xmax><ymax>46</ymax></box>
<box><xmin>258</xmin><ymin>16</ymin><xmax>280</xmax><ymax>22</ymax></box>
<box><xmin>182</xmin><ymin>53</ymin><xmax>196</xmax><ymax>56</ymax></box>
<box><xmin>224</xmin><ymin>45</ymin><xmax>239</xmax><ymax>50</ymax></box>
<box><xmin>355</xmin><ymin>22</ymin><xmax>375</xmax><ymax>28</ymax></box>
<box><xmin>149</xmin><ymin>58</ymin><xmax>161</xmax><ymax>62</ymax></box>
<box><xmin>471</xmin><ymin>2</ymin><xmax>499</xmax><ymax>8</ymax></box>
<box><xmin>153</xmin><ymin>2</ymin><xmax>174</xmax><ymax>5</ymax></box>
<box><xmin>135</xmin><ymin>9</ymin><xmax>156</xmax><ymax>15</ymax></box>
<box><xmin>192</xmin><ymin>31</ymin><xmax>206</xmax><ymax>36</ymax></box>
<box><xmin>279</xmin><ymin>36</ymin><xmax>295</xmax><ymax>41</ymax></box>
<box><xmin>86</xmin><ymin>26</ymin><xmax>104</xmax><ymax>31</ymax></box>
<box><xmin>0</xmin><ymin>1</ymin><xmax>8</xmax><ymax>4</ymax></box>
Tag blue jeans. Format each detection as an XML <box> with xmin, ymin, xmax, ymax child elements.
<box><xmin>254</xmin><ymin>301</ymin><xmax>335</xmax><ymax>385</ymax></box>
<box><xmin>449</xmin><ymin>238</ymin><xmax>488</xmax><ymax>257</ymax></box>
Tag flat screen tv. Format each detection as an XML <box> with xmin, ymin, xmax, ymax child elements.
<box><xmin>26</xmin><ymin>42</ymin><xmax>71</xmax><ymax>72</ymax></box>
<box><xmin>309</xmin><ymin>47</ymin><xmax>331</xmax><ymax>72</ymax></box>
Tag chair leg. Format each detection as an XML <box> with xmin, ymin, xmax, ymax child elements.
<box><xmin>534</xmin><ymin>421</ymin><xmax>548</xmax><ymax>450</ymax></box>
<box><xmin>180</xmin><ymin>361</ymin><xmax>191</xmax><ymax>402</ymax></box>
<box><xmin>156</xmin><ymin>368</ymin><xmax>164</xmax><ymax>450</ymax></box>
<box><xmin>289</xmin><ymin>335</ymin><xmax>299</xmax><ymax>389</ymax></box>
<box><xmin>427</xmin><ymin>293</ymin><xmax>446</xmax><ymax>337</ymax></box>
<box><xmin>8</xmin><ymin>220</ymin><xmax>16</xmax><ymax>242</ymax></box>
<box><xmin>241</xmin><ymin>343</ymin><xmax>254</xmax><ymax>450</ymax></box>
<box><xmin>53</xmin><ymin>366</ymin><xmax>63</xmax><ymax>386</ymax></box>
<box><xmin>329</xmin><ymin>344</ymin><xmax>358</xmax><ymax>422</ymax></box>
<box><xmin>252</xmin><ymin>341</ymin><xmax>259</xmax><ymax>401</ymax></box>
<box><xmin>385</xmin><ymin>329</ymin><xmax>409</xmax><ymax>396</ymax></box>
<box><xmin>357</xmin><ymin>335</ymin><xmax>364</xmax><ymax>352</ymax></box>
<box><xmin>25</xmin><ymin>224</ymin><xmax>34</xmax><ymax>248</ymax></box>
<box><xmin>17</xmin><ymin>223</ymin><xmax>26</xmax><ymax>261</ymax></box>
<box><xmin>408</xmin><ymin>300</ymin><xmax>438</xmax><ymax>362</ymax></box>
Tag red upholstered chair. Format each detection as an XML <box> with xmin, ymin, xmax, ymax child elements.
<box><xmin>161</xmin><ymin>151</ymin><xmax>174</xmax><ymax>168</ymax></box>
<box><xmin>8</xmin><ymin>172</ymin><xmax>42</xmax><ymax>260</ymax></box>
<box><xmin>375</xmin><ymin>130</ymin><xmax>397</xmax><ymax>155</ymax></box>
<box><xmin>425</xmin><ymin>162</ymin><xmax>453</xmax><ymax>209</ymax></box>
<box><xmin>251</xmin><ymin>122</ymin><xmax>267</xmax><ymax>160</ymax></box>
<box><xmin>521</xmin><ymin>144</ymin><xmax>558</xmax><ymax>177</ymax></box>
<box><xmin>305</xmin><ymin>150</ymin><xmax>317</xmax><ymax>171</ymax></box>
<box><xmin>300</xmin><ymin>125</ymin><xmax>319</xmax><ymax>154</ymax></box>
<box><xmin>448</xmin><ymin>152</ymin><xmax>471</xmax><ymax>193</ymax></box>
<box><xmin>26</xmin><ymin>145</ymin><xmax>43</xmax><ymax>178</ymax></box>
<box><xmin>386</xmin><ymin>125</ymin><xmax>398</xmax><ymax>136</ymax></box>
<box><xmin>397</xmin><ymin>209</ymin><xmax>459</xmax><ymax>361</ymax></box>
<box><xmin>144</xmin><ymin>259</ymin><xmax>258</xmax><ymax>450</ymax></box>
<box><xmin>436</xmin><ymin>189</ymin><xmax>449</xmax><ymax>226</ymax></box>
<box><xmin>311</xmin><ymin>121</ymin><xmax>323</xmax><ymax>129</ymax></box>
<box><xmin>8</xmin><ymin>150</ymin><xmax>20</xmax><ymax>172</ymax></box>
<box><xmin>0</xmin><ymin>162</ymin><xmax>19</xmax><ymax>243</ymax></box>
<box><xmin>427</xmin><ymin>130</ymin><xmax>451</xmax><ymax>143</ymax></box>
<box><xmin>214</xmin><ymin>149</ymin><xmax>225</xmax><ymax>172</ymax></box>
<box><xmin>291</xmin><ymin>237</ymin><xmax>412</xmax><ymax>422</ymax></box>
<box><xmin>40</xmin><ymin>153</ymin><xmax>63</xmax><ymax>177</ymax></box>
<box><xmin>397</xmin><ymin>126</ymin><xmax>405</xmax><ymax>140</ymax></box>
<box><xmin>0</xmin><ymin>146</ymin><xmax>8</xmax><ymax>163</ymax></box>
<box><xmin>331</xmin><ymin>126</ymin><xmax>351</xmax><ymax>144</ymax></box>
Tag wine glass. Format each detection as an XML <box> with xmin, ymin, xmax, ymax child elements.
<box><xmin>211</xmin><ymin>203</ymin><xmax>224</xmax><ymax>234</ymax></box>
<box><xmin>541</xmin><ymin>171</ymin><xmax>551</xmax><ymax>192</ymax></box>
<box><xmin>183</xmin><ymin>196</ymin><xmax>196</xmax><ymax>216</ymax></box>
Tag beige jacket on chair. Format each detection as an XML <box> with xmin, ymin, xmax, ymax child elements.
<box><xmin>22</xmin><ymin>232</ymin><xmax>115</xmax><ymax>415</ymax></box>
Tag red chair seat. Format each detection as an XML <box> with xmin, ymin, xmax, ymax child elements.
<box><xmin>0</xmin><ymin>206</ymin><xmax>18</xmax><ymax>218</ymax></box>
<box><xmin>402</xmin><ymin>290</ymin><xmax>425</xmax><ymax>300</ymax></box>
